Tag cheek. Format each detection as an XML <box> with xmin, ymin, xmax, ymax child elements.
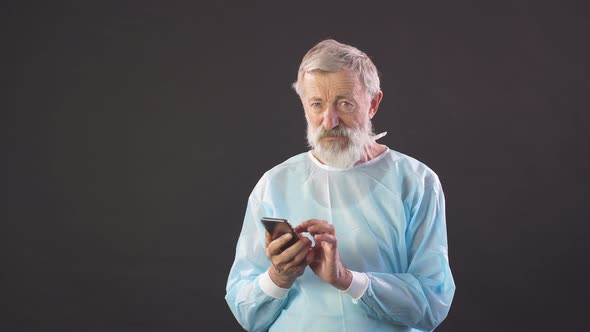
<box><xmin>353</xmin><ymin>112</ymin><xmax>371</xmax><ymax>127</ymax></box>
<box><xmin>305</xmin><ymin>112</ymin><xmax>322</xmax><ymax>127</ymax></box>
<box><xmin>340</xmin><ymin>114</ymin><xmax>363</xmax><ymax>129</ymax></box>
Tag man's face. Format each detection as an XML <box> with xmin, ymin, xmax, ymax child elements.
<box><xmin>300</xmin><ymin>70</ymin><xmax>376</xmax><ymax>168</ymax></box>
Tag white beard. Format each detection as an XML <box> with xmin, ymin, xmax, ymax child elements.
<box><xmin>306</xmin><ymin>121</ymin><xmax>374</xmax><ymax>168</ymax></box>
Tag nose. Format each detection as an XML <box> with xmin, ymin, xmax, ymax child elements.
<box><xmin>322</xmin><ymin>105</ymin><xmax>339</xmax><ymax>130</ymax></box>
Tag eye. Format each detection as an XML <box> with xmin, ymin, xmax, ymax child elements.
<box><xmin>337</xmin><ymin>101</ymin><xmax>355</xmax><ymax>112</ymax></box>
<box><xmin>310</xmin><ymin>102</ymin><xmax>323</xmax><ymax>112</ymax></box>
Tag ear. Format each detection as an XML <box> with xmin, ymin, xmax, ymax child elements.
<box><xmin>368</xmin><ymin>91</ymin><xmax>383</xmax><ymax>119</ymax></box>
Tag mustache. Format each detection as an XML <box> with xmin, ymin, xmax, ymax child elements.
<box><xmin>316</xmin><ymin>125</ymin><xmax>350</xmax><ymax>139</ymax></box>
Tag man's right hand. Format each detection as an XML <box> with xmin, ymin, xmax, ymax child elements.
<box><xmin>265</xmin><ymin>232</ymin><xmax>312</xmax><ymax>289</ymax></box>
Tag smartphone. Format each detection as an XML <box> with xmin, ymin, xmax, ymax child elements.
<box><xmin>261</xmin><ymin>217</ymin><xmax>300</xmax><ymax>251</ymax></box>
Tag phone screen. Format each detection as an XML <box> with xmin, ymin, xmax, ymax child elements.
<box><xmin>261</xmin><ymin>217</ymin><xmax>300</xmax><ymax>250</ymax></box>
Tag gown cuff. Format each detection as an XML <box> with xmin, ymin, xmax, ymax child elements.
<box><xmin>341</xmin><ymin>270</ymin><xmax>369</xmax><ymax>301</ymax></box>
<box><xmin>259</xmin><ymin>271</ymin><xmax>290</xmax><ymax>299</ymax></box>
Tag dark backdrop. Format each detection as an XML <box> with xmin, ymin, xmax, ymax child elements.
<box><xmin>10</xmin><ymin>1</ymin><xmax>590</xmax><ymax>331</ymax></box>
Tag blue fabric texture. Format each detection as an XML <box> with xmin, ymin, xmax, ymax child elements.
<box><xmin>225</xmin><ymin>148</ymin><xmax>455</xmax><ymax>332</ymax></box>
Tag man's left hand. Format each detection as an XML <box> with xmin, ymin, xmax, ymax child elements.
<box><xmin>294</xmin><ymin>219</ymin><xmax>352</xmax><ymax>290</ymax></box>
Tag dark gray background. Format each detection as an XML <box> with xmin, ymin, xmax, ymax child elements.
<box><xmin>10</xmin><ymin>1</ymin><xmax>590</xmax><ymax>331</ymax></box>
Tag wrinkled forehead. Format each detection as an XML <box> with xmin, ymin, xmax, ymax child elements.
<box><xmin>301</xmin><ymin>70</ymin><xmax>366</xmax><ymax>99</ymax></box>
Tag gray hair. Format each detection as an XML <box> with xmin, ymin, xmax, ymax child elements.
<box><xmin>292</xmin><ymin>39</ymin><xmax>381</xmax><ymax>98</ymax></box>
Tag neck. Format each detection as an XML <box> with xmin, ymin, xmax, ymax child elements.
<box><xmin>355</xmin><ymin>142</ymin><xmax>386</xmax><ymax>165</ymax></box>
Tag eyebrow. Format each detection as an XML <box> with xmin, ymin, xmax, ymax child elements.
<box><xmin>309</xmin><ymin>95</ymin><xmax>352</xmax><ymax>102</ymax></box>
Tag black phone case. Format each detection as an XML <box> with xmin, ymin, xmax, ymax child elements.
<box><xmin>261</xmin><ymin>217</ymin><xmax>300</xmax><ymax>250</ymax></box>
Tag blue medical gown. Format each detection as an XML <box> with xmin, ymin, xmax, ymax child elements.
<box><xmin>225</xmin><ymin>148</ymin><xmax>455</xmax><ymax>332</ymax></box>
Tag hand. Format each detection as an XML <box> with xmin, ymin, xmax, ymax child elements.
<box><xmin>295</xmin><ymin>219</ymin><xmax>352</xmax><ymax>290</ymax></box>
<box><xmin>265</xmin><ymin>232</ymin><xmax>312</xmax><ymax>289</ymax></box>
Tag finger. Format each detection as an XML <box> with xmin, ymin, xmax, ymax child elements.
<box><xmin>282</xmin><ymin>260</ymin><xmax>307</xmax><ymax>277</ymax></box>
<box><xmin>314</xmin><ymin>233</ymin><xmax>337</xmax><ymax>244</ymax></box>
<box><xmin>288</xmin><ymin>235</ymin><xmax>310</xmax><ymax>251</ymax></box>
<box><xmin>279</xmin><ymin>250</ymin><xmax>311</xmax><ymax>276</ymax></box>
<box><xmin>305</xmin><ymin>249</ymin><xmax>316</xmax><ymax>264</ymax></box>
<box><xmin>267</xmin><ymin>233</ymin><xmax>295</xmax><ymax>256</ymax></box>
<box><xmin>288</xmin><ymin>238</ymin><xmax>312</xmax><ymax>265</ymax></box>
<box><xmin>292</xmin><ymin>257</ymin><xmax>311</xmax><ymax>272</ymax></box>
<box><xmin>291</xmin><ymin>248</ymin><xmax>309</xmax><ymax>266</ymax></box>
<box><xmin>270</xmin><ymin>252</ymin><xmax>291</xmax><ymax>273</ymax></box>
<box><xmin>307</xmin><ymin>223</ymin><xmax>335</xmax><ymax>235</ymax></box>
<box><xmin>294</xmin><ymin>219</ymin><xmax>324</xmax><ymax>232</ymax></box>
<box><xmin>271</xmin><ymin>262</ymin><xmax>283</xmax><ymax>273</ymax></box>
<box><xmin>272</xmin><ymin>237</ymin><xmax>310</xmax><ymax>269</ymax></box>
<box><xmin>265</xmin><ymin>231</ymin><xmax>272</xmax><ymax>247</ymax></box>
<box><xmin>277</xmin><ymin>236</ymin><xmax>309</xmax><ymax>262</ymax></box>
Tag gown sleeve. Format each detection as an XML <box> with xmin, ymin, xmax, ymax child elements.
<box><xmin>225</xmin><ymin>194</ymin><xmax>289</xmax><ymax>332</ymax></box>
<box><xmin>357</xmin><ymin>179</ymin><xmax>456</xmax><ymax>331</ymax></box>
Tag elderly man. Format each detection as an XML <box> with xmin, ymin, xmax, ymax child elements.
<box><xmin>225</xmin><ymin>39</ymin><xmax>455</xmax><ymax>332</ymax></box>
